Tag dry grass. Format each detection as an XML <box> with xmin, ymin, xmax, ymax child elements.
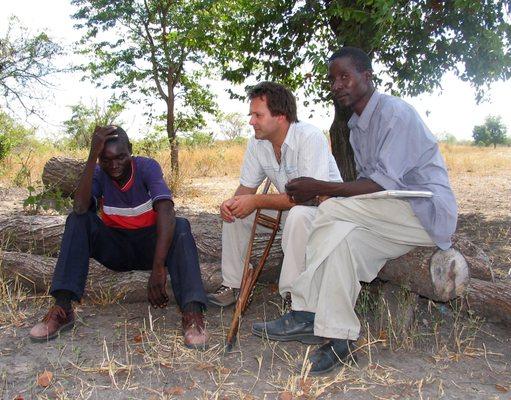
<box><xmin>439</xmin><ymin>143</ymin><xmax>511</xmax><ymax>175</ymax></box>
<box><xmin>0</xmin><ymin>142</ymin><xmax>510</xmax><ymax>399</ymax></box>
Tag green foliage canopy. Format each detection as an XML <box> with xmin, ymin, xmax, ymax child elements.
<box><xmin>472</xmin><ymin>115</ymin><xmax>508</xmax><ymax>148</ymax></box>
<box><xmin>62</xmin><ymin>99</ymin><xmax>125</xmax><ymax>149</ymax></box>
<box><xmin>217</xmin><ymin>0</ymin><xmax>511</xmax><ymax>179</ymax></box>
<box><xmin>71</xmin><ymin>0</ymin><xmax>232</xmax><ymax>170</ymax></box>
<box><xmin>0</xmin><ymin>109</ymin><xmax>34</xmax><ymax>160</ymax></box>
<box><xmin>0</xmin><ymin>16</ymin><xmax>62</xmax><ymax>116</ymax></box>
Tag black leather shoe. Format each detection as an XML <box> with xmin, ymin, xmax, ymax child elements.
<box><xmin>307</xmin><ymin>339</ymin><xmax>357</xmax><ymax>375</ymax></box>
<box><xmin>251</xmin><ymin>311</ymin><xmax>323</xmax><ymax>344</ymax></box>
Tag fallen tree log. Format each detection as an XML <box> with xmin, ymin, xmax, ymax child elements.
<box><xmin>42</xmin><ymin>157</ymin><xmax>86</xmax><ymax>197</ymax></box>
<box><xmin>0</xmin><ymin>214</ymin><xmax>282</xmax><ymax>278</ymax></box>
<box><xmin>0</xmin><ymin>251</ymin><xmax>223</xmax><ymax>304</ymax></box>
<box><xmin>0</xmin><ymin>214</ymin><xmax>487</xmax><ymax>300</ymax></box>
<box><xmin>466</xmin><ymin>278</ymin><xmax>511</xmax><ymax>325</ymax></box>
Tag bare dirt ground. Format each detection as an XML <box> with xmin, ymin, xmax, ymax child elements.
<box><xmin>1</xmin><ymin>169</ymin><xmax>510</xmax><ymax>399</ymax></box>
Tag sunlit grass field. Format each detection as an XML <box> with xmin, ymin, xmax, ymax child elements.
<box><xmin>1</xmin><ymin>142</ymin><xmax>509</xmax><ymax>192</ymax></box>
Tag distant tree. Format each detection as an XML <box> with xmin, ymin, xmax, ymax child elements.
<box><xmin>0</xmin><ymin>16</ymin><xmax>62</xmax><ymax>116</ymax></box>
<box><xmin>71</xmin><ymin>0</ymin><xmax>231</xmax><ymax>172</ymax></box>
<box><xmin>218</xmin><ymin>1</ymin><xmax>511</xmax><ymax>180</ymax></box>
<box><xmin>217</xmin><ymin>112</ymin><xmax>249</xmax><ymax>141</ymax></box>
<box><xmin>63</xmin><ymin>99</ymin><xmax>125</xmax><ymax>149</ymax></box>
<box><xmin>0</xmin><ymin>109</ymin><xmax>34</xmax><ymax>160</ymax></box>
<box><xmin>438</xmin><ymin>132</ymin><xmax>458</xmax><ymax>145</ymax></box>
<box><xmin>472</xmin><ymin>115</ymin><xmax>508</xmax><ymax>148</ymax></box>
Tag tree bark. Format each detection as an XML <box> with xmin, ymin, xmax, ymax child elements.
<box><xmin>0</xmin><ymin>212</ymin><xmax>485</xmax><ymax>302</ymax></box>
<box><xmin>466</xmin><ymin>278</ymin><xmax>511</xmax><ymax>325</ymax></box>
<box><xmin>167</xmin><ymin>73</ymin><xmax>179</xmax><ymax>174</ymax></box>
<box><xmin>0</xmin><ymin>251</ymin><xmax>222</xmax><ymax>304</ymax></box>
<box><xmin>2</xmin><ymin>214</ymin><xmax>510</xmax><ymax>325</ymax></box>
<box><xmin>41</xmin><ymin>157</ymin><xmax>86</xmax><ymax>197</ymax></box>
<box><xmin>329</xmin><ymin>100</ymin><xmax>357</xmax><ymax>182</ymax></box>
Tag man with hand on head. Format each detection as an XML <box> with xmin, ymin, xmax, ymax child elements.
<box><xmin>207</xmin><ymin>81</ymin><xmax>341</xmax><ymax>308</ymax></box>
<box><xmin>252</xmin><ymin>47</ymin><xmax>457</xmax><ymax>374</ymax></box>
<box><xmin>30</xmin><ymin>126</ymin><xmax>209</xmax><ymax>349</ymax></box>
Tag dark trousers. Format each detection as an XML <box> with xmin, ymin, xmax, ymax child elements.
<box><xmin>50</xmin><ymin>211</ymin><xmax>207</xmax><ymax>309</ymax></box>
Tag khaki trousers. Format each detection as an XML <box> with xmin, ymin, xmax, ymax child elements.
<box><xmin>291</xmin><ymin>197</ymin><xmax>435</xmax><ymax>341</ymax></box>
<box><xmin>221</xmin><ymin>205</ymin><xmax>318</xmax><ymax>296</ymax></box>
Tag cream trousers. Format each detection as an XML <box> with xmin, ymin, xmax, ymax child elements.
<box><xmin>291</xmin><ymin>197</ymin><xmax>435</xmax><ymax>341</ymax></box>
<box><xmin>221</xmin><ymin>205</ymin><xmax>318</xmax><ymax>296</ymax></box>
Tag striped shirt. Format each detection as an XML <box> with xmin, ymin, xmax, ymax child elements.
<box><xmin>240</xmin><ymin>121</ymin><xmax>342</xmax><ymax>193</ymax></box>
<box><xmin>92</xmin><ymin>157</ymin><xmax>173</xmax><ymax>229</ymax></box>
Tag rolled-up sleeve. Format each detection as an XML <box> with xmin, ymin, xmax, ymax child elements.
<box><xmin>239</xmin><ymin>138</ymin><xmax>266</xmax><ymax>189</ymax></box>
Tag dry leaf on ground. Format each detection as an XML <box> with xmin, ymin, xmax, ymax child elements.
<box><xmin>279</xmin><ymin>391</ymin><xmax>293</xmax><ymax>400</ymax></box>
<box><xmin>37</xmin><ymin>370</ymin><xmax>53</xmax><ymax>387</ymax></box>
<box><xmin>164</xmin><ymin>386</ymin><xmax>185</xmax><ymax>395</ymax></box>
<box><xmin>495</xmin><ymin>384</ymin><xmax>509</xmax><ymax>393</ymax></box>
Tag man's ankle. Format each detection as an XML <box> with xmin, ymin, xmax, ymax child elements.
<box><xmin>53</xmin><ymin>290</ymin><xmax>74</xmax><ymax>311</ymax></box>
<box><xmin>183</xmin><ymin>301</ymin><xmax>204</xmax><ymax>314</ymax></box>
<box><xmin>291</xmin><ymin>310</ymin><xmax>315</xmax><ymax>323</ymax></box>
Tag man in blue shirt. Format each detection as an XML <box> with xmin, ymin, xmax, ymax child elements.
<box><xmin>252</xmin><ymin>47</ymin><xmax>457</xmax><ymax>374</ymax></box>
<box><xmin>29</xmin><ymin>126</ymin><xmax>209</xmax><ymax>349</ymax></box>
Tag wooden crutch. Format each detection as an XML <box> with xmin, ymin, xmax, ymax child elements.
<box><xmin>225</xmin><ymin>179</ymin><xmax>282</xmax><ymax>351</ymax></box>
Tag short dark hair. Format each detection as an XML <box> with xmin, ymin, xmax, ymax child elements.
<box><xmin>247</xmin><ymin>82</ymin><xmax>298</xmax><ymax>123</ymax></box>
<box><xmin>329</xmin><ymin>47</ymin><xmax>372</xmax><ymax>73</ymax></box>
<box><xmin>106</xmin><ymin>126</ymin><xmax>132</xmax><ymax>152</ymax></box>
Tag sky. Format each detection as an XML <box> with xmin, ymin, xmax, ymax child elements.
<box><xmin>2</xmin><ymin>0</ymin><xmax>510</xmax><ymax>142</ymax></box>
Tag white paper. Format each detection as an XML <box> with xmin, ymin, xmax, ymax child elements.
<box><xmin>351</xmin><ymin>190</ymin><xmax>433</xmax><ymax>199</ymax></box>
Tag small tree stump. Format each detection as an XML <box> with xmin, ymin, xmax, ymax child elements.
<box><xmin>42</xmin><ymin>157</ymin><xmax>85</xmax><ymax>197</ymax></box>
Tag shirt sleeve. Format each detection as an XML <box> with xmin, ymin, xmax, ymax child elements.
<box><xmin>296</xmin><ymin>131</ymin><xmax>332</xmax><ymax>180</ymax></box>
<box><xmin>368</xmin><ymin>109</ymin><xmax>435</xmax><ymax>190</ymax></box>
<box><xmin>239</xmin><ymin>137</ymin><xmax>266</xmax><ymax>189</ymax></box>
<box><xmin>140</xmin><ymin>158</ymin><xmax>173</xmax><ymax>204</ymax></box>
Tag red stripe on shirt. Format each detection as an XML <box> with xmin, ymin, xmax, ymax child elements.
<box><xmin>101</xmin><ymin>209</ymin><xmax>157</xmax><ymax>229</ymax></box>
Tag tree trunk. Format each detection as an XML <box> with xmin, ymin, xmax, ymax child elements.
<box><xmin>329</xmin><ymin>100</ymin><xmax>356</xmax><ymax>181</ymax></box>
<box><xmin>167</xmin><ymin>76</ymin><xmax>179</xmax><ymax>174</ymax></box>
<box><xmin>42</xmin><ymin>157</ymin><xmax>86</xmax><ymax>197</ymax></box>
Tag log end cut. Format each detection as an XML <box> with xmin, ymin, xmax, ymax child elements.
<box><xmin>430</xmin><ymin>248</ymin><xmax>469</xmax><ymax>302</ymax></box>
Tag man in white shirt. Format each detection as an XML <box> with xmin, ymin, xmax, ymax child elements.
<box><xmin>207</xmin><ymin>82</ymin><xmax>341</xmax><ymax>308</ymax></box>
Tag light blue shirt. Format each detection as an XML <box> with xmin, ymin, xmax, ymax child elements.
<box><xmin>348</xmin><ymin>91</ymin><xmax>457</xmax><ymax>249</ymax></box>
<box><xmin>240</xmin><ymin>121</ymin><xmax>342</xmax><ymax>193</ymax></box>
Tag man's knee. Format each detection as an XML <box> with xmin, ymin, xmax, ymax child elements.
<box><xmin>286</xmin><ymin>205</ymin><xmax>314</xmax><ymax>228</ymax></box>
<box><xmin>65</xmin><ymin>210</ymin><xmax>97</xmax><ymax>227</ymax></box>
<box><xmin>316</xmin><ymin>197</ymin><xmax>362</xmax><ymax>220</ymax></box>
<box><xmin>174</xmin><ymin>217</ymin><xmax>192</xmax><ymax>235</ymax></box>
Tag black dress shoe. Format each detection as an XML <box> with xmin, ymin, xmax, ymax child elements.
<box><xmin>252</xmin><ymin>311</ymin><xmax>323</xmax><ymax>344</ymax></box>
<box><xmin>307</xmin><ymin>339</ymin><xmax>357</xmax><ymax>375</ymax></box>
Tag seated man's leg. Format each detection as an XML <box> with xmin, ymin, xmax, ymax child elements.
<box><xmin>165</xmin><ymin>217</ymin><xmax>209</xmax><ymax>349</ymax></box>
<box><xmin>279</xmin><ymin>205</ymin><xmax>317</xmax><ymax>297</ymax></box>
<box><xmin>209</xmin><ymin>210</ymin><xmax>278</xmax><ymax>306</ymax></box>
<box><xmin>31</xmin><ymin>211</ymin><xmax>132</xmax><ymax>341</ymax></box>
<box><xmin>255</xmin><ymin>197</ymin><xmax>434</xmax><ymax>374</ymax></box>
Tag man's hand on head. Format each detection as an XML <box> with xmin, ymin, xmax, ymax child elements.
<box><xmin>90</xmin><ymin>125</ymin><xmax>118</xmax><ymax>159</ymax></box>
<box><xmin>230</xmin><ymin>194</ymin><xmax>257</xmax><ymax>219</ymax></box>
